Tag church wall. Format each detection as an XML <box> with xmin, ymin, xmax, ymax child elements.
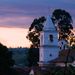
<box><xmin>39</xmin><ymin>30</ymin><xmax>60</xmax><ymax>63</ymax></box>
<box><xmin>43</xmin><ymin>31</ymin><xmax>58</xmax><ymax>46</ymax></box>
<box><xmin>39</xmin><ymin>46</ymin><xmax>59</xmax><ymax>62</ymax></box>
<box><xmin>40</xmin><ymin>32</ymin><xmax>44</xmax><ymax>46</ymax></box>
<box><xmin>43</xmin><ymin>47</ymin><xmax>59</xmax><ymax>62</ymax></box>
<box><xmin>39</xmin><ymin>15</ymin><xmax>60</xmax><ymax>66</ymax></box>
<box><xmin>39</xmin><ymin>47</ymin><xmax>44</xmax><ymax>62</ymax></box>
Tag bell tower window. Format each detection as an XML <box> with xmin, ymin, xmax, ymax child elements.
<box><xmin>49</xmin><ymin>34</ymin><xmax>53</xmax><ymax>42</ymax></box>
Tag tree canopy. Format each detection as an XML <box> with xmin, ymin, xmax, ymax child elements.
<box><xmin>0</xmin><ymin>43</ymin><xmax>16</xmax><ymax>75</ymax></box>
<box><xmin>51</xmin><ymin>9</ymin><xmax>73</xmax><ymax>40</ymax></box>
<box><xmin>27</xmin><ymin>16</ymin><xmax>46</xmax><ymax>48</ymax></box>
<box><xmin>0</xmin><ymin>43</ymin><xmax>14</xmax><ymax>69</ymax></box>
<box><xmin>26</xmin><ymin>16</ymin><xmax>46</xmax><ymax>66</ymax></box>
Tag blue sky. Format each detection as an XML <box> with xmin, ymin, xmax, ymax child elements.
<box><xmin>0</xmin><ymin>0</ymin><xmax>75</xmax><ymax>28</ymax></box>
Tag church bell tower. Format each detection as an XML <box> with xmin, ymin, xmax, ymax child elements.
<box><xmin>39</xmin><ymin>15</ymin><xmax>60</xmax><ymax>66</ymax></box>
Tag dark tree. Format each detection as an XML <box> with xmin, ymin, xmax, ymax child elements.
<box><xmin>29</xmin><ymin>16</ymin><xmax>46</xmax><ymax>32</ymax></box>
<box><xmin>27</xmin><ymin>45</ymin><xmax>39</xmax><ymax>67</ymax></box>
<box><xmin>26</xmin><ymin>16</ymin><xmax>46</xmax><ymax>66</ymax></box>
<box><xmin>52</xmin><ymin>9</ymin><xmax>74</xmax><ymax>75</ymax></box>
<box><xmin>0</xmin><ymin>43</ymin><xmax>16</xmax><ymax>75</ymax></box>
<box><xmin>27</xmin><ymin>16</ymin><xmax>46</xmax><ymax>48</ymax></box>
<box><xmin>51</xmin><ymin>9</ymin><xmax>73</xmax><ymax>40</ymax></box>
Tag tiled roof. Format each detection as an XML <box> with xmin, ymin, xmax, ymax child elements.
<box><xmin>49</xmin><ymin>49</ymin><xmax>75</xmax><ymax>63</ymax></box>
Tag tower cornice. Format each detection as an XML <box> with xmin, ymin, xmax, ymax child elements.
<box><xmin>43</xmin><ymin>29</ymin><xmax>57</xmax><ymax>32</ymax></box>
<box><xmin>40</xmin><ymin>45</ymin><xmax>59</xmax><ymax>48</ymax></box>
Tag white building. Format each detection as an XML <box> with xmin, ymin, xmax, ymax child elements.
<box><xmin>39</xmin><ymin>15</ymin><xmax>67</xmax><ymax>66</ymax></box>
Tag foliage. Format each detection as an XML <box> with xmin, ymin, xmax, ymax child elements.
<box><xmin>27</xmin><ymin>16</ymin><xmax>46</xmax><ymax>48</ymax></box>
<box><xmin>29</xmin><ymin>16</ymin><xmax>46</xmax><ymax>32</ymax></box>
<box><xmin>38</xmin><ymin>66</ymin><xmax>75</xmax><ymax>75</ymax></box>
<box><xmin>26</xmin><ymin>16</ymin><xmax>46</xmax><ymax>66</ymax></box>
<box><xmin>27</xmin><ymin>31</ymin><xmax>40</xmax><ymax>47</ymax></box>
<box><xmin>51</xmin><ymin>9</ymin><xmax>74</xmax><ymax>73</ymax></box>
<box><xmin>0</xmin><ymin>43</ymin><xmax>14</xmax><ymax>69</ymax></box>
<box><xmin>27</xmin><ymin>46</ymin><xmax>39</xmax><ymax>67</ymax></box>
<box><xmin>51</xmin><ymin>9</ymin><xmax>73</xmax><ymax>40</ymax></box>
<box><xmin>71</xmin><ymin>44</ymin><xmax>75</xmax><ymax>49</ymax></box>
<box><xmin>0</xmin><ymin>43</ymin><xmax>16</xmax><ymax>75</ymax></box>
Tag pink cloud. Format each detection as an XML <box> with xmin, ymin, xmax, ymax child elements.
<box><xmin>0</xmin><ymin>16</ymin><xmax>34</xmax><ymax>28</ymax></box>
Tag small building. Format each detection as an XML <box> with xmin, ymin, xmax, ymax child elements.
<box><xmin>50</xmin><ymin>49</ymin><xmax>75</xmax><ymax>67</ymax></box>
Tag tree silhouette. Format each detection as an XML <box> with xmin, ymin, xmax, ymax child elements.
<box><xmin>27</xmin><ymin>16</ymin><xmax>46</xmax><ymax>48</ymax></box>
<box><xmin>26</xmin><ymin>16</ymin><xmax>46</xmax><ymax>66</ymax></box>
<box><xmin>27</xmin><ymin>45</ymin><xmax>39</xmax><ymax>67</ymax></box>
<box><xmin>51</xmin><ymin>9</ymin><xmax>73</xmax><ymax>40</ymax></box>
<box><xmin>29</xmin><ymin>16</ymin><xmax>46</xmax><ymax>32</ymax></box>
<box><xmin>52</xmin><ymin>9</ymin><xmax>74</xmax><ymax>75</ymax></box>
<box><xmin>0</xmin><ymin>43</ymin><xmax>15</xmax><ymax>75</ymax></box>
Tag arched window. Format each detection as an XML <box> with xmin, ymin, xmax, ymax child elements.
<box><xmin>49</xmin><ymin>34</ymin><xmax>53</xmax><ymax>42</ymax></box>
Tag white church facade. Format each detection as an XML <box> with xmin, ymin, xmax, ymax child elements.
<box><xmin>39</xmin><ymin>15</ymin><xmax>67</xmax><ymax>66</ymax></box>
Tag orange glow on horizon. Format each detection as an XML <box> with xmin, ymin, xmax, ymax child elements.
<box><xmin>0</xmin><ymin>27</ymin><xmax>31</xmax><ymax>48</ymax></box>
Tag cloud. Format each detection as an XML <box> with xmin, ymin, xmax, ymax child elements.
<box><xmin>0</xmin><ymin>16</ymin><xmax>35</xmax><ymax>28</ymax></box>
<box><xmin>0</xmin><ymin>0</ymin><xmax>75</xmax><ymax>28</ymax></box>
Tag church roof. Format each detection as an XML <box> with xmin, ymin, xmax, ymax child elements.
<box><xmin>43</xmin><ymin>15</ymin><xmax>56</xmax><ymax>31</ymax></box>
<box><xmin>49</xmin><ymin>49</ymin><xmax>75</xmax><ymax>63</ymax></box>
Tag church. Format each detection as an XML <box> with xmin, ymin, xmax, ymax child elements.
<box><xmin>38</xmin><ymin>15</ymin><xmax>68</xmax><ymax>66</ymax></box>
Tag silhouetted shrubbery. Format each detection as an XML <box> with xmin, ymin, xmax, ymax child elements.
<box><xmin>0</xmin><ymin>43</ymin><xmax>21</xmax><ymax>75</ymax></box>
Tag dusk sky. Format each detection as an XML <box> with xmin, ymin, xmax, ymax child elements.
<box><xmin>0</xmin><ymin>0</ymin><xmax>75</xmax><ymax>48</ymax></box>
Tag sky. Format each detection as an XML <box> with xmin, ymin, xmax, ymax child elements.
<box><xmin>0</xmin><ymin>0</ymin><xmax>75</xmax><ymax>48</ymax></box>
